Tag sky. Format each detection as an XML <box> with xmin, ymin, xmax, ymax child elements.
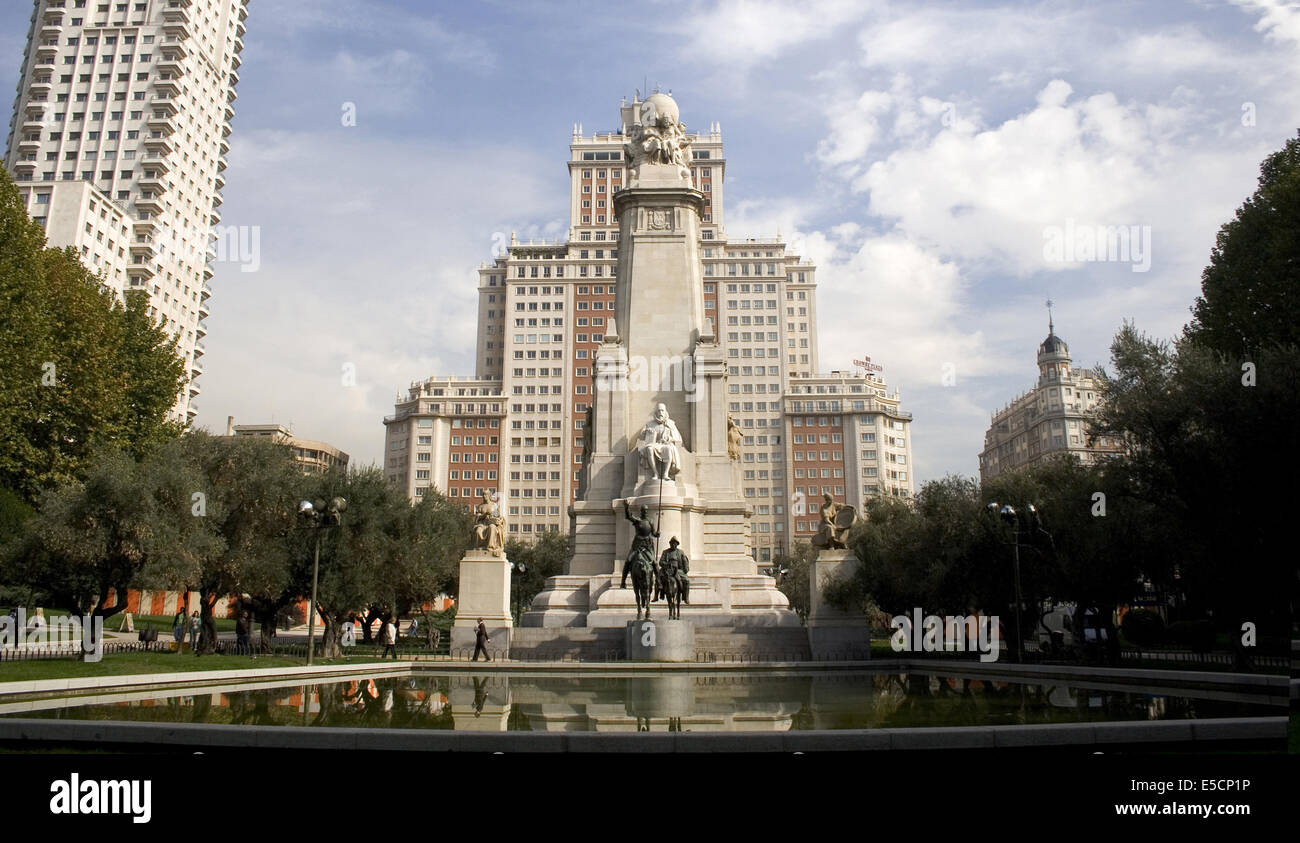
<box><xmin>2</xmin><ymin>0</ymin><xmax>1297</xmax><ymax>483</ymax></box>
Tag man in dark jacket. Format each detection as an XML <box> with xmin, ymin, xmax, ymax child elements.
<box><xmin>472</xmin><ymin>618</ymin><xmax>491</xmax><ymax>662</ymax></box>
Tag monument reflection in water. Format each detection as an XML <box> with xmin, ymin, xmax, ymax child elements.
<box><xmin>5</xmin><ymin>673</ymin><xmax>1276</xmax><ymax>732</ymax></box>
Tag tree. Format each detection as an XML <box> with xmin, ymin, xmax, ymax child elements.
<box><xmin>393</xmin><ymin>489</ymin><xmax>472</xmax><ymax>642</ymax></box>
<box><xmin>1187</xmin><ymin>131</ymin><xmax>1299</xmax><ymax>358</ymax></box>
<box><xmin>288</xmin><ymin>467</ymin><xmax>409</xmax><ymax>659</ymax></box>
<box><xmin>1093</xmin><ymin>132</ymin><xmax>1300</xmax><ymax>655</ymax></box>
<box><xmin>0</xmin><ymin>168</ymin><xmax>186</xmax><ymax>503</ymax></box>
<box><xmin>181</xmin><ymin>431</ymin><xmax>303</xmax><ymax>653</ymax></box>
<box><xmin>3</xmin><ymin>442</ymin><xmax>219</xmax><ymax>621</ymax></box>
<box><xmin>503</xmin><ymin>530</ymin><xmax>570</xmax><ymax>620</ymax></box>
<box><xmin>772</xmin><ymin>541</ymin><xmax>817</xmax><ymax>623</ymax></box>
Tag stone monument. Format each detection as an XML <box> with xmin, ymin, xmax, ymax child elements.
<box><xmin>523</xmin><ymin>92</ymin><xmax>796</xmax><ymax>638</ymax></box>
<box><xmin>452</xmin><ymin>491</ymin><xmax>513</xmax><ymax>655</ymax></box>
<box><xmin>807</xmin><ymin>498</ymin><xmax>870</xmax><ymax>659</ymax></box>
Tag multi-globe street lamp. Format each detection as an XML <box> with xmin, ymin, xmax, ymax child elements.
<box><xmin>986</xmin><ymin>501</ymin><xmax>1051</xmax><ymax>664</ymax></box>
<box><xmin>510</xmin><ymin>560</ymin><xmax>527</xmax><ymax>624</ymax></box>
<box><xmin>298</xmin><ymin>496</ymin><xmax>347</xmax><ymax>666</ymax></box>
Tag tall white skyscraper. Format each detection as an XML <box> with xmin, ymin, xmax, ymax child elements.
<box><xmin>4</xmin><ymin>0</ymin><xmax>250</xmax><ymax>422</ymax></box>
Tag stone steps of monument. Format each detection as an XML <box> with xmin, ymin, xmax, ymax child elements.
<box><xmin>508</xmin><ymin>627</ymin><xmax>624</xmax><ymax>661</ymax></box>
<box><xmin>686</xmin><ymin>627</ymin><xmax>812</xmax><ymax>660</ymax></box>
<box><xmin>506</xmin><ymin>625</ymin><xmax>812</xmax><ymax>661</ymax></box>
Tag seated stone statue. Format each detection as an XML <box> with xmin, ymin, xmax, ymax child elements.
<box><xmin>811</xmin><ymin>493</ymin><xmax>856</xmax><ymax>550</ymax></box>
<box><xmin>472</xmin><ymin>491</ymin><xmax>506</xmax><ymax>556</ymax></box>
<box><xmin>635</xmin><ymin>403</ymin><xmax>683</xmax><ymax>481</ymax></box>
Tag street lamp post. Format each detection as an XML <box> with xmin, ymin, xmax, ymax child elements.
<box><xmin>987</xmin><ymin>501</ymin><xmax>1052</xmax><ymax>664</ymax></box>
<box><xmin>299</xmin><ymin>497</ymin><xmax>347</xmax><ymax>666</ymax></box>
<box><xmin>510</xmin><ymin>561</ymin><xmax>527</xmax><ymax>624</ymax></box>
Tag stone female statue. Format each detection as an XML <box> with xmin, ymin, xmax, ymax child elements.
<box><xmin>472</xmin><ymin>491</ymin><xmax>506</xmax><ymax>556</ymax></box>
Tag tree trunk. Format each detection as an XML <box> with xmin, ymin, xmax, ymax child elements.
<box><xmin>319</xmin><ymin>613</ymin><xmax>344</xmax><ymax>660</ymax></box>
<box><xmin>257</xmin><ymin>615</ymin><xmax>276</xmax><ymax>654</ymax></box>
<box><xmin>361</xmin><ymin>606</ymin><xmax>382</xmax><ymax>643</ymax></box>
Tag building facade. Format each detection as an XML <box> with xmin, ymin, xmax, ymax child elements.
<box><xmin>384</xmin><ymin>93</ymin><xmax>915</xmax><ymax>562</ymax></box>
<box><xmin>5</xmin><ymin>0</ymin><xmax>251</xmax><ymax>423</ymax></box>
<box><xmin>978</xmin><ymin>317</ymin><xmax>1124</xmax><ymax>481</ymax></box>
<box><xmin>783</xmin><ymin>371</ymin><xmax>914</xmax><ymax>545</ymax></box>
<box><xmin>222</xmin><ymin>420</ymin><xmax>349</xmax><ymax>473</ymax></box>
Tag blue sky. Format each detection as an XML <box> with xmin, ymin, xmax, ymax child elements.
<box><xmin>3</xmin><ymin>0</ymin><xmax>1297</xmax><ymax>482</ymax></box>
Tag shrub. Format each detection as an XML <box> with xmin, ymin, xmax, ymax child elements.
<box><xmin>1121</xmin><ymin>608</ymin><xmax>1165</xmax><ymax>647</ymax></box>
<box><xmin>1166</xmin><ymin>619</ymin><xmax>1216</xmax><ymax>652</ymax></box>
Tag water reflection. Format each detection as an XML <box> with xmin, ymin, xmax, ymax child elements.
<box><xmin>5</xmin><ymin>671</ymin><xmax>1277</xmax><ymax>732</ymax></box>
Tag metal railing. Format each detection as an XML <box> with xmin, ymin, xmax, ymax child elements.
<box><xmin>0</xmin><ymin>640</ymin><xmax>166</xmax><ymax>662</ymax></box>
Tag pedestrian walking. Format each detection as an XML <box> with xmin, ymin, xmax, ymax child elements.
<box><xmin>381</xmin><ymin>616</ymin><xmax>398</xmax><ymax>659</ymax></box>
<box><xmin>188</xmin><ymin>611</ymin><xmax>201</xmax><ymax>652</ymax></box>
<box><xmin>471</xmin><ymin>617</ymin><xmax>491</xmax><ymax>662</ymax></box>
<box><xmin>172</xmin><ymin>605</ymin><xmax>186</xmax><ymax>653</ymax></box>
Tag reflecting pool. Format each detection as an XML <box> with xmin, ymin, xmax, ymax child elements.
<box><xmin>2</xmin><ymin>670</ymin><xmax>1282</xmax><ymax>732</ymax></box>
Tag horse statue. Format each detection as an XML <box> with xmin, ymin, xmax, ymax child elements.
<box><xmin>622</xmin><ymin>501</ymin><xmax>660</xmax><ymax>620</ymax></box>
<box><xmin>630</xmin><ymin>554</ymin><xmax>657</xmax><ymax>620</ymax></box>
<box><xmin>657</xmin><ymin>536</ymin><xmax>689</xmax><ymax>621</ymax></box>
<box><xmin>659</xmin><ymin>567</ymin><xmax>682</xmax><ymax>620</ymax></box>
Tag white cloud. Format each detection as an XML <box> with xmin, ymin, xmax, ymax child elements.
<box><xmin>1234</xmin><ymin>0</ymin><xmax>1300</xmax><ymax>48</ymax></box>
<box><xmin>193</xmin><ymin>129</ymin><xmax>559</xmax><ymax>468</ymax></box>
<box><xmin>675</xmin><ymin>0</ymin><xmax>876</xmax><ymax>68</ymax></box>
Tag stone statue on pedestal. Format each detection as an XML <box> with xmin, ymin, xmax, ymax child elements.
<box><xmin>472</xmin><ymin>491</ymin><xmax>506</xmax><ymax>557</ymax></box>
<box><xmin>811</xmin><ymin>493</ymin><xmax>857</xmax><ymax>550</ymax></box>
<box><xmin>657</xmin><ymin>537</ymin><xmax>690</xmax><ymax>619</ymax></box>
<box><xmin>635</xmin><ymin>403</ymin><xmax>683</xmax><ymax>481</ymax></box>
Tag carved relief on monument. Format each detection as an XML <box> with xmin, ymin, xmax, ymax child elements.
<box><xmin>647</xmin><ymin>208</ymin><xmax>672</xmax><ymax>230</ymax></box>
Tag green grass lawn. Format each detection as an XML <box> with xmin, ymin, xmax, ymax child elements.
<box><xmin>0</xmin><ymin>650</ymin><xmax>385</xmax><ymax>684</ymax></box>
<box><xmin>2</xmin><ymin>608</ymin><xmax>237</xmax><ymax>634</ymax></box>
<box><xmin>117</xmin><ymin>613</ymin><xmax>238</xmax><ymax>634</ymax></box>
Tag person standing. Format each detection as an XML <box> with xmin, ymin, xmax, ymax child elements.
<box><xmin>381</xmin><ymin>616</ymin><xmax>398</xmax><ymax>659</ymax></box>
<box><xmin>172</xmin><ymin>605</ymin><xmax>187</xmax><ymax>654</ymax></box>
<box><xmin>471</xmin><ymin>618</ymin><xmax>491</xmax><ymax>662</ymax></box>
<box><xmin>188</xmin><ymin>610</ymin><xmax>201</xmax><ymax>653</ymax></box>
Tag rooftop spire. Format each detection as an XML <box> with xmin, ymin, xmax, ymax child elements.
<box><xmin>1046</xmin><ymin>298</ymin><xmax>1054</xmax><ymax>334</ymax></box>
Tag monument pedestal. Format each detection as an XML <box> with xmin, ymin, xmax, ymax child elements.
<box><xmin>451</xmin><ymin>550</ymin><xmax>513</xmax><ymax>656</ymax></box>
<box><xmin>807</xmin><ymin>549</ymin><xmax>870</xmax><ymax>659</ymax></box>
<box><xmin>625</xmin><ymin>618</ymin><xmax>694</xmax><ymax>662</ymax></box>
